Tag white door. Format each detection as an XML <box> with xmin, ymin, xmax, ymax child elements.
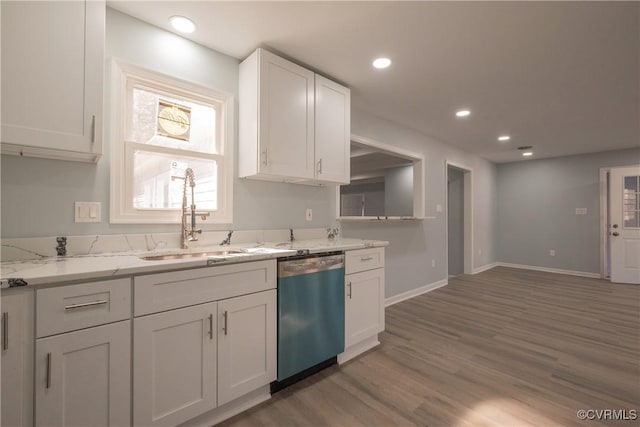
<box><xmin>258</xmin><ymin>50</ymin><xmax>315</xmax><ymax>179</ymax></box>
<box><xmin>345</xmin><ymin>269</ymin><xmax>385</xmax><ymax>348</ymax></box>
<box><xmin>610</xmin><ymin>165</ymin><xmax>640</xmax><ymax>284</ymax></box>
<box><xmin>315</xmin><ymin>74</ymin><xmax>350</xmax><ymax>184</ymax></box>
<box><xmin>35</xmin><ymin>321</ymin><xmax>131</xmax><ymax>427</ymax></box>
<box><xmin>217</xmin><ymin>290</ymin><xmax>276</xmax><ymax>406</ymax></box>
<box><xmin>134</xmin><ymin>302</ymin><xmax>217</xmax><ymax>426</ymax></box>
<box><xmin>1</xmin><ymin>291</ymin><xmax>34</xmax><ymax>427</ymax></box>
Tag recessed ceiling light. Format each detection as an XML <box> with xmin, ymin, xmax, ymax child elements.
<box><xmin>455</xmin><ymin>109</ymin><xmax>471</xmax><ymax>117</ymax></box>
<box><xmin>522</xmin><ymin>152</ymin><xmax>533</xmax><ymax>157</ymax></box>
<box><xmin>169</xmin><ymin>16</ymin><xmax>196</xmax><ymax>34</ymax></box>
<box><xmin>498</xmin><ymin>135</ymin><xmax>511</xmax><ymax>142</ymax></box>
<box><xmin>372</xmin><ymin>57</ymin><xmax>392</xmax><ymax>69</ymax></box>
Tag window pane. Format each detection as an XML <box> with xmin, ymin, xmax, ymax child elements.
<box><xmin>624</xmin><ymin>176</ymin><xmax>639</xmax><ymax>192</ymax></box>
<box><xmin>623</xmin><ymin>211</ymin><xmax>639</xmax><ymax>228</ymax></box>
<box><xmin>129</xmin><ymin>87</ymin><xmax>218</xmax><ymax>154</ymax></box>
<box><xmin>133</xmin><ymin>150</ymin><xmax>218</xmax><ymax>210</ymax></box>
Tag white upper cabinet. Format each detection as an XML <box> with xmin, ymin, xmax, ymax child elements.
<box><xmin>315</xmin><ymin>74</ymin><xmax>351</xmax><ymax>184</ymax></box>
<box><xmin>239</xmin><ymin>48</ymin><xmax>350</xmax><ymax>185</ymax></box>
<box><xmin>1</xmin><ymin>0</ymin><xmax>105</xmax><ymax>162</ymax></box>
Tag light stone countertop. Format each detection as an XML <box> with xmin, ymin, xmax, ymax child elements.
<box><xmin>0</xmin><ymin>238</ymin><xmax>388</xmax><ymax>288</ymax></box>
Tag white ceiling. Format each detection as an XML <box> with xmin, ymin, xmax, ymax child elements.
<box><xmin>108</xmin><ymin>1</ymin><xmax>639</xmax><ymax>163</ymax></box>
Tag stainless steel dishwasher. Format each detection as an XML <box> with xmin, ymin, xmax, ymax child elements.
<box><xmin>273</xmin><ymin>252</ymin><xmax>345</xmax><ymax>391</ymax></box>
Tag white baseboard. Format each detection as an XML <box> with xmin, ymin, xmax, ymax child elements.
<box><xmin>385</xmin><ymin>278</ymin><xmax>448</xmax><ymax>307</ymax></box>
<box><xmin>472</xmin><ymin>263</ymin><xmax>498</xmax><ymax>274</ymax></box>
<box><xmin>496</xmin><ymin>262</ymin><xmax>601</xmax><ymax>279</ymax></box>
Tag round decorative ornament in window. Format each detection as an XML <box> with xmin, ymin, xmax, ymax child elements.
<box><xmin>157</xmin><ymin>100</ymin><xmax>191</xmax><ymax>141</ymax></box>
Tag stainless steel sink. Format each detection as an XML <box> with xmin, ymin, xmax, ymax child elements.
<box><xmin>140</xmin><ymin>249</ymin><xmax>245</xmax><ymax>261</ymax></box>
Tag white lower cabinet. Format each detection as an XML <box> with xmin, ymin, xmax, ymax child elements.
<box><xmin>134</xmin><ymin>302</ymin><xmax>218</xmax><ymax>426</ymax></box>
<box><xmin>218</xmin><ymin>290</ymin><xmax>277</xmax><ymax>406</ymax></box>
<box><xmin>133</xmin><ymin>292</ymin><xmax>278</xmax><ymax>426</ymax></box>
<box><xmin>1</xmin><ymin>290</ymin><xmax>34</xmax><ymax>427</ymax></box>
<box><xmin>345</xmin><ymin>268</ymin><xmax>385</xmax><ymax>347</ymax></box>
<box><xmin>133</xmin><ymin>261</ymin><xmax>278</xmax><ymax>426</ymax></box>
<box><xmin>340</xmin><ymin>247</ymin><xmax>386</xmax><ymax>364</ymax></box>
<box><xmin>35</xmin><ymin>320</ymin><xmax>131</xmax><ymax>427</ymax></box>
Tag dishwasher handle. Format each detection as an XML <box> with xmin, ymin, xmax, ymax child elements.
<box><xmin>278</xmin><ymin>254</ymin><xmax>344</xmax><ymax>278</ymax></box>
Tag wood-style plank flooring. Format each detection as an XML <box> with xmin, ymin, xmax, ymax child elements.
<box><xmin>219</xmin><ymin>267</ymin><xmax>640</xmax><ymax>426</ymax></box>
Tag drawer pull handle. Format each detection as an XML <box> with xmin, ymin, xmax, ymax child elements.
<box><xmin>64</xmin><ymin>300</ymin><xmax>108</xmax><ymax>310</ymax></box>
<box><xmin>360</xmin><ymin>256</ymin><xmax>374</xmax><ymax>262</ymax></box>
<box><xmin>223</xmin><ymin>311</ymin><xmax>228</xmax><ymax>335</ymax></box>
<box><xmin>46</xmin><ymin>353</ymin><xmax>52</xmax><ymax>389</ymax></box>
<box><xmin>208</xmin><ymin>314</ymin><xmax>214</xmax><ymax>340</ymax></box>
<box><xmin>2</xmin><ymin>312</ymin><xmax>8</xmax><ymax>351</ymax></box>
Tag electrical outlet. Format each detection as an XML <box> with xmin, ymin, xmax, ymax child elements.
<box><xmin>305</xmin><ymin>208</ymin><xmax>313</xmax><ymax>221</ymax></box>
<box><xmin>431</xmin><ymin>259</ymin><xmax>436</xmax><ymax>267</ymax></box>
<box><xmin>549</xmin><ymin>249</ymin><xmax>556</xmax><ymax>257</ymax></box>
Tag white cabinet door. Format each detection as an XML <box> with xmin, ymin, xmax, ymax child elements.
<box><xmin>1</xmin><ymin>290</ymin><xmax>34</xmax><ymax>427</ymax></box>
<box><xmin>218</xmin><ymin>290</ymin><xmax>276</xmax><ymax>406</ymax></box>
<box><xmin>345</xmin><ymin>268</ymin><xmax>385</xmax><ymax>348</ymax></box>
<box><xmin>35</xmin><ymin>321</ymin><xmax>130</xmax><ymax>427</ymax></box>
<box><xmin>1</xmin><ymin>0</ymin><xmax>104</xmax><ymax>162</ymax></box>
<box><xmin>134</xmin><ymin>302</ymin><xmax>217</xmax><ymax>426</ymax></box>
<box><xmin>240</xmin><ymin>49</ymin><xmax>316</xmax><ymax>181</ymax></box>
<box><xmin>257</xmin><ymin>50</ymin><xmax>315</xmax><ymax>180</ymax></box>
<box><xmin>315</xmin><ymin>74</ymin><xmax>351</xmax><ymax>184</ymax></box>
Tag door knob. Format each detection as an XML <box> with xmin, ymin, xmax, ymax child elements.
<box><xmin>612</xmin><ymin>232</ymin><xmax>620</xmax><ymax>236</ymax></box>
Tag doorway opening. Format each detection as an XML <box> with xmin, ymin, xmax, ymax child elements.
<box><xmin>446</xmin><ymin>162</ymin><xmax>473</xmax><ymax>276</ymax></box>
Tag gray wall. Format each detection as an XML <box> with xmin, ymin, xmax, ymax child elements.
<box><xmin>341</xmin><ymin>109</ymin><xmax>498</xmax><ymax>298</ymax></box>
<box><xmin>496</xmin><ymin>147</ymin><xmax>640</xmax><ymax>274</ymax></box>
<box><xmin>385</xmin><ymin>165</ymin><xmax>413</xmax><ymax>216</ymax></box>
<box><xmin>447</xmin><ymin>168</ymin><xmax>464</xmax><ymax>276</ymax></box>
<box><xmin>340</xmin><ymin>182</ymin><xmax>385</xmax><ymax>216</ymax></box>
<box><xmin>0</xmin><ymin>8</ymin><xmax>334</xmax><ymax>238</ymax></box>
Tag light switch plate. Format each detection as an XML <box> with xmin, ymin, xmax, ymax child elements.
<box><xmin>75</xmin><ymin>202</ymin><xmax>101</xmax><ymax>223</ymax></box>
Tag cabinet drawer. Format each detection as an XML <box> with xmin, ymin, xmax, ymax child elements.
<box><xmin>345</xmin><ymin>247</ymin><xmax>384</xmax><ymax>274</ymax></box>
<box><xmin>134</xmin><ymin>260</ymin><xmax>276</xmax><ymax>316</ymax></box>
<box><xmin>36</xmin><ymin>278</ymin><xmax>131</xmax><ymax>338</ymax></box>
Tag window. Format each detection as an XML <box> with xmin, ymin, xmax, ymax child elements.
<box><xmin>110</xmin><ymin>61</ymin><xmax>233</xmax><ymax>224</ymax></box>
<box><xmin>623</xmin><ymin>175</ymin><xmax>640</xmax><ymax>228</ymax></box>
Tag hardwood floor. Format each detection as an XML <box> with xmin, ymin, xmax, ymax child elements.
<box><xmin>219</xmin><ymin>267</ymin><xmax>640</xmax><ymax>426</ymax></box>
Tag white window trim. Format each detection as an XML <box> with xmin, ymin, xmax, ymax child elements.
<box><xmin>109</xmin><ymin>60</ymin><xmax>234</xmax><ymax>224</ymax></box>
